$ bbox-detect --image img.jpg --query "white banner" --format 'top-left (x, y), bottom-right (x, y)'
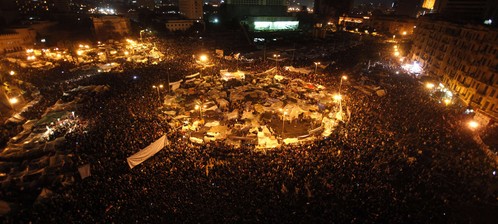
top-left (127, 135), bottom-right (168, 169)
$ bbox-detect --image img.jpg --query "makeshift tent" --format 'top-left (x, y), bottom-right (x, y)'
top-left (127, 135), bottom-right (168, 169)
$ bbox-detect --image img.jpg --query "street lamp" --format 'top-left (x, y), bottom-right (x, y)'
top-left (338, 75), bottom-right (347, 114)
top-left (9, 71), bottom-right (15, 76)
top-left (152, 85), bottom-right (161, 102)
top-left (200, 54), bottom-right (208, 62)
top-left (279, 109), bottom-right (287, 137)
top-left (140, 30), bottom-right (145, 42)
top-left (468, 120), bottom-right (479, 130)
top-left (9, 97), bottom-right (18, 105)
top-left (314, 62), bottom-right (320, 74)
top-left (273, 54), bottom-right (280, 67)
top-left (425, 83), bottom-right (435, 89)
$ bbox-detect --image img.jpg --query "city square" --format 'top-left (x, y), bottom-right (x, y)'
top-left (1, 0), bottom-right (498, 223)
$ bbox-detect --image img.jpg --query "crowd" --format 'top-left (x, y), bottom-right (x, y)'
top-left (1, 35), bottom-right (497, 223)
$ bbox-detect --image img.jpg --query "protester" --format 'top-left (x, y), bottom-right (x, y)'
top-left (1, 35), bottom-right (497, 223)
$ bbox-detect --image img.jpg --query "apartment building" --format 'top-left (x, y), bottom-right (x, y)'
top-left (410, 17), bottom-right (498, 122)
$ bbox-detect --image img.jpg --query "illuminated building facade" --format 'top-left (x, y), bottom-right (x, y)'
top-left (422, 0), bottom-right (436, 10)
top-left (92, 16), bottom-right (131, 40)
top-left (0, 28), bottom-right (36, 54)
top-left (16, 0), bottom-right (54, 16)
top-left (410, 17), bottom-right (498, 121)
top-left (179, 0), bottom-right (203, 20)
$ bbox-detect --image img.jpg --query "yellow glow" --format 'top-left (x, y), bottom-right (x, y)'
top-left (333, 94), bottom-right (342, 101)
top-left (77, 50), bottom-right (83, 56)
top-left (79, 44), bottom-right (84, 48)
top-left (394, 45), bottom-right (398, 49)
top-left (159, 84), bottom-right (164, 88)
top-left (314, 62), bottom-right (320, 65)
top-left (468, 120), bottom-right (479, 129)
top-left (394, 51), bottom-right (400, 57)
top-left (443, 99), bottom-right (451, 105)
top-left (9, 71), bottom-right (15, 75)
top-left (152, 85), bottom-right (156, 88)
top-left (124, 51), bottom-right (129, 55)
top-left (342, 75), bottom-right (347, 80)
top-left (425, 83), bottom-right (435, 89)
top-left (402, 31), bottom-right (407, 35)
top-left (195, 105), bottom-right (200, 110)
top-left (200, 55), bottom-right (208, 62)
top-left (422, 0), bottom-right (435, 9)
top-left (9, 97), bottom-right (18, 104)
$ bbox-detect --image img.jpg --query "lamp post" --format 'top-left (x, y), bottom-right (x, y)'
top-left (338, 75), bottom-right (347, 114)
top-left (273, 54), bottom-right (280, 67)
top-left (279, 109), bottom-right (287, 137)
top-left (140, 30), bottom-right (145, 42)
top-left (152, 85), bottom-right (161, 102)
top-left (314, 62), bottom-right (320, 74)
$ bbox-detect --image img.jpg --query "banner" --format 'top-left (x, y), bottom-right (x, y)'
top-left (78, 164), bottom-right (91, 179)
top-left (127, 135), bottom-right (168, 169)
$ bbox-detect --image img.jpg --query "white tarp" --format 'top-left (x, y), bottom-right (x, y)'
top-left (220, 70), bottom-right (245, 81)
top-left (169, 80), bottom-right (182, 91)
top-left (185, 73), bottom-right (200, 79)
top-left (284, 66), bottom-right (312, 74)
top-left (127, 135), bottom-right (168, 169)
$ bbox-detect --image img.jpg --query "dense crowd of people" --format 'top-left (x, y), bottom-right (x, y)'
top-left (1, 34), bottom-right (498, 223)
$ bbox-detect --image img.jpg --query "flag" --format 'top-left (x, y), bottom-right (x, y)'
top-left (78, 164), bottom-right (91, 179)
top-left (127, 135), bottom-right (168, 169)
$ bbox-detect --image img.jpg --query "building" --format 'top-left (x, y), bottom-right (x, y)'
top-left (435, 0), bottom-right (496, 21)
top-left (16, 0), bottom-right (54, 17)
top-left (369, 15), bottom-right (416, 36)
top-left (314, 0), bottom-right (352, 18)
top-left (0, 28), bottom-right (36, 54)
top-left (223, 0), bottom-right (288, 22)
top-left (92, 16), bottom-right (131, 40)
top-left (179, 0), bottom-right (203, 20)
top-left (165, 20), bottom-right (195, 31)
top-left (409, 17), bottom-right (498, 122)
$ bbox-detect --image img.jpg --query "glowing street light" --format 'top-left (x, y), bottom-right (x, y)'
top-left (402, 31), bottom-right (407, 35)
top-left (468, 120), bottom-right (479, 129)
top-left (9, 97), bottom-right (18, 105)
top-left (394, 51), bottom-right (400, 57)
top-left (9, 71), bottom-right (15, 76)
top-left (333, 94), bottom-right (342, 101)
top-left (443, 99), bottom-right (451, 105)
top-left (273, 54), bottom-right (280, 67)
top-left (314, 62), bottom-right (320, 74)
top-left (199, 54), bottom-right (208, 62)
top-left (425, 83), bottom-right (435, 89)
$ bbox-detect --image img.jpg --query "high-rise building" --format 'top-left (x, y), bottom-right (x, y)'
top-left (223, 0), bottom-right (288, 21)
top-left (179, 0), bottom-right (203, 20)
top-left (434, 0), bottom-right (497, 22)
top-left (16, 0), bottom-right (54, 17)
top-left (409, 17), bottom-right (498, 122)
top-left (226, 0), bottom-right (286, 5)
top-left (314, 0), bottom-right (352, 18)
